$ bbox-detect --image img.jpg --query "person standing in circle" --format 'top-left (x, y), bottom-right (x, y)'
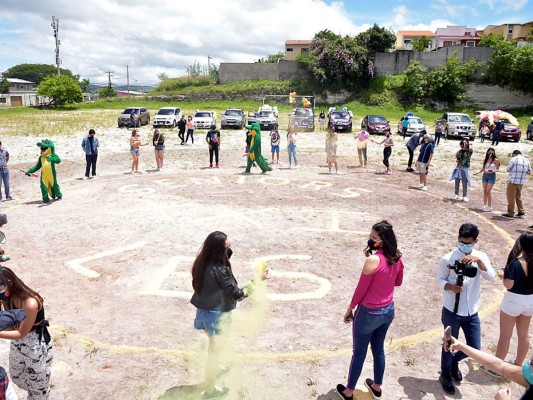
top-left (0, 142), bottom-right (12, 200)
top-left (269, 124), bottom-right (280, 164)
top-left (206, 125), bottom-right (220, 168)
top-left (0, 266), bottom-right (53, 400)
top-left (336, 220), bottom-right (404, 400)
top-left (185, 116), bottom-right (194, 144)
top-left (415, 134), bottom-right (434, 191)
top-left (177, 115), bottom-right (187, 145)
top-left (450, 139), bottom-right (473, 202)
top-left (473, 148), bottom-right (499, 212)
top-left (152, 129), bottom-right (165, 171)
top-left (191, 231), bottom-right (268, 400)
top-left (495, 233), bottom-right (533, 367)
top-left (287, 127), bottom-right (298, 168)
top-left (325, 126), bottom-right (338, 174)
top-left (129, 129), bottom-right (145, 174)
top-left (434, 120), bottom-right (444, 146)
top-left (319, 110), bottom-right (326, 131)
top-left (372, 132), bottom-right (394, 174)
top-left (82, 129), bottom-right (99, 180)
top-left (356, 128), bottom-right (369, 167)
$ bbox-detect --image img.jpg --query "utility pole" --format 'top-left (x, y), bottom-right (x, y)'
top-left (207, 55), bottom-right (212, 76)
top-left (126, 65), bottom-right (130, 94)
top-left (51, 16), bottom-right (61, 75)
top-left (106, 71), bottom-right (113, 88)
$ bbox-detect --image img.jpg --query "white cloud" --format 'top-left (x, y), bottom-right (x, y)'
top-left (0, 0), bottom-right (364, 85)
top-left (477, 0), bottom-right (528, 11)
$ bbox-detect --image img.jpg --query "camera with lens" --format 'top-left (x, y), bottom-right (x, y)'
top-left (448, 260), bottom-right (478, 287)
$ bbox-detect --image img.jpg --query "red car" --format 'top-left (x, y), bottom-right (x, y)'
top-left (489, 119), bottom-right (521, 142)
top-left (362, 115), bottom-right (391, 135)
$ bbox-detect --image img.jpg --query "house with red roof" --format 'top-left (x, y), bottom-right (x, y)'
top-left (435, 25), bottom-right (480, 48)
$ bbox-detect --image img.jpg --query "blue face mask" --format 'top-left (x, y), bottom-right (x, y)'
top-left (458, 242), bottom-right (475, 254)
top-left (523, 361), bottom-right (533, 385)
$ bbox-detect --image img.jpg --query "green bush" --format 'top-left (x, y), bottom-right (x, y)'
top-left (154, 76), bottom-right (215, 92)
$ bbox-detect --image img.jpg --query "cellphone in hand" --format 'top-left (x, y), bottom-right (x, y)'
top-left (443, 326), bottom-right (452, 352)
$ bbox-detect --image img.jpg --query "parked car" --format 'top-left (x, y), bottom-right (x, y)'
top-left (247, 104), bottom-right (278, 131)
top-left (329, 110), bottom-right (353, 132)
top-left (397, 116), bottom-right (427, 137)
top-left (438, 112), bottom-right (476, 140)
top-left (527, 117), bottom-right (533, 140)
top-left (118, 107), bottom-right (150, 128)
top-left (289, 107), bottom-right (315, 132)
top-left (221, 108), bottom-right (246, 129)
top-left (193, 111), bottom-right (216, 129)
top-left (490, 119), bottom-right (522, 142)
top-left (362, 115), bottom-right (390, 135)
top-left (153, 107), bottom-right (182, 128)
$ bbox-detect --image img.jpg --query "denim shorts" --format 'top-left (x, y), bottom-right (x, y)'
top-left (482, 172), bottom-right (496, 184)
top-left (194, 309), bottom-right (231, 337)
top-left (271, 145), bottom-right (280, 153)
top-left (154, 144), bottom-right (165, 151)
top-left (130, 148), bottom-right (140, 155)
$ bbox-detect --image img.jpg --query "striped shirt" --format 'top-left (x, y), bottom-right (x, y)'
top-left (507, 155), bottom-right (531, 185)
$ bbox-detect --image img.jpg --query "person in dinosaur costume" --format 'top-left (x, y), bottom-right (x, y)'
top-left (26, 139), bottom-right (62, 203)
top-left (244, 122), bottom-right (272, 174)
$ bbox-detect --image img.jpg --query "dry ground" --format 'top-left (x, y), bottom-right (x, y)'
top-left (0, 110), bottom-right (531, 399)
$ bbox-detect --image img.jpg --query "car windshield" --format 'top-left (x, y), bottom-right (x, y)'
top-left (195, 112), bottom-right (211, 118)
top-left (369, 116), bottom-right (387, 123)
top-left (225, 110), bottom-right (242, 116)
top-left (332, 112), bottom-right (349, 118)
top-left (123, 108), bottom-right (137, 114)
top-left (408, 117), bottom-right (423, 124)
top-left (295, 109), bottom-right (312, 117)
top-left (157, 109), bottom-right (174, 115)
top-left (259, 111), bottom-right (275, 117)
top-left (449, 115), bottom-right (472, 123)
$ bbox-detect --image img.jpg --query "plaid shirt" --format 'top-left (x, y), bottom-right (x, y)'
top-left (507, 155), bottom-right (532, 185)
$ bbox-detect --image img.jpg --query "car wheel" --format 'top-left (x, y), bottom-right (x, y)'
top-left (348, 124), bottom-right (352, 133)
top-left (527, 130), bottom-right (532, 140)
top-left (515, 137), bottom-right (520, 142)
top-left (172, 120), bottom-right (176, 128)
top-left (444, 128), bottom-right (449, 139)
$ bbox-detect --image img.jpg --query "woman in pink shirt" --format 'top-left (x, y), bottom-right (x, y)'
top-left (337, 220), bottom-right (404, 400)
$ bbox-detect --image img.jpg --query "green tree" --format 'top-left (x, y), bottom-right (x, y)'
top-left (257, 52), bottom-right (285, 63)
top-left (296, 30), bottom-right (371, 90)
top-left (2, 63), bottom-right (76, 84)
top-left (485, 39), bottom-right (517, 86)
top-left (0, 78), bottom-right (9, 94)
top-left (157, 73), bottom-right (169, 82)
top-left (98, 86), bottom-right (116, 98)
top-left (37, 75), bottom-right (83, 105)
top-left (401, 60), bottom-right (427, 103)
top-left (426, 57), bottom-right (480, 104)
top-left (355, 24), bottom-right (396, 57)
top-left (411, 36), bottom-right (432, 52)
top-left (80, 78), bottom-right (90, 93)
top-left (509, 45), bottom-right (533, 92)
top-left (478, 33), bottom-right (506, 47)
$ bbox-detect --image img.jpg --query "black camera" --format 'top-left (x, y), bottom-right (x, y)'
top-left (448, 260), bottom-right (478, 286)
top-left (448, 260), bottom-right (478, 314)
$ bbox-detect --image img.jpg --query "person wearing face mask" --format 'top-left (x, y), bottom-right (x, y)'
top-left (450, 139), bottom-right (473, 202)
top-left (448, 337), bottom-right (533, 399)
top-left (436, 223), bottom-right (495, 395)
top-left (337, 220), bottom-right (404, 400)
top-left (190, 231), bottom-right (268, 400)
top-left (0, 266), bottom-right (52, 399)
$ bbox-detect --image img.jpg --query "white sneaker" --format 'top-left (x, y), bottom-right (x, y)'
top-left (463, 197), bottom-right (469, 203)
top-left (418, 183), bottom-right (424, 189)
top-left (482, 205), bottom-right (489, 211)
top-left (452, 194), bottom-right (459, 200)
top-left (421, 186), bottom-right (427, 191)
top-left (83, 176), bottom-right (90, 180)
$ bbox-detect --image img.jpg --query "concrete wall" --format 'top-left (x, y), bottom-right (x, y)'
top-left (374, 46), bottom-right (493, 76)
top-left (220, 60), bottom-right (310, 84)
top-left (461, 83), bottom-right (533, 109)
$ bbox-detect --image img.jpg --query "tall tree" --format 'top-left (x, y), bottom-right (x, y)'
top-left (355, 24), bottom-right (396, 57)
top-left (411, 36), bottom-right (433, 52)
top-left (2, 63), bottom-right (76, 84)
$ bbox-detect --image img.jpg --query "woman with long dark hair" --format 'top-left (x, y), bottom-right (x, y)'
top-left (474, 147), bottom-right (499, 212)
top-left (0, 266), bottom-right (52, 399)
top-left (372, 133), bottom-right (394, 174)
top-left (337, 221), bottom-right (404, 400)
top-left (152, 129), bottom-right (165, 171)
top-left (494, 233), bottom-right (533, 368)
top-left (190, 231), bottom-right (267, 400)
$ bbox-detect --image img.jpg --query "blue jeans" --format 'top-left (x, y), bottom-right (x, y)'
top-left (440, 307), bottom-right (481, 376)
top-left (0, 169), bottom-right (10, 199)
top-left (347, 302), bottom-right (395, 389)
top-left (288, 143), bottom-right (297, 166)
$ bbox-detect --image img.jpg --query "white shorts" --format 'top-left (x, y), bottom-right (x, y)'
top-left (500, 291), bottom-right (533, 317)
top-left (415, 161), bottom-right (428, 174)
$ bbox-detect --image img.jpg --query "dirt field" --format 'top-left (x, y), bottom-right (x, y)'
top-left (0, 113), bottom-right (532, 399)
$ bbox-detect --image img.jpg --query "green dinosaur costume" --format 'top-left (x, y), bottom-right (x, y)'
top-left (245, 123), bottom-right (272, 173)
top-left (26, 139), bottom-right (62, 203)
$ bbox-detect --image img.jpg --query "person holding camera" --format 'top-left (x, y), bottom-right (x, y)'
top-left (337, 220), bottom-right (404, 400)
top-left (436, 223), bottom-right (496, 395)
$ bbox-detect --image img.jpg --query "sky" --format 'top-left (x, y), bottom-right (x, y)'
top-left (0, 0), bottom-right (531, 87)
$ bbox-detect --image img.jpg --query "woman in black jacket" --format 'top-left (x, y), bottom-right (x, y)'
top-left (190, 231), bottom-right (266, 400)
